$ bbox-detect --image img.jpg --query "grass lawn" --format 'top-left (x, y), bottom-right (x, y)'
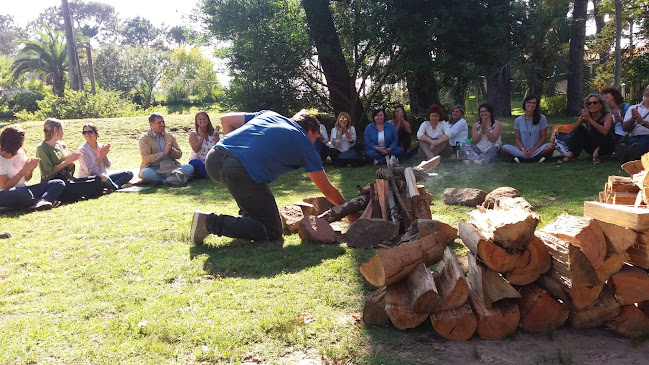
top-left (0, 113), bottom-right (627, 363)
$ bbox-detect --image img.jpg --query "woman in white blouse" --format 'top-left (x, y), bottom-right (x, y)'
top-left (417, 104), bottom-right (454, 159)
top-left (448, 105), bottom-right (469, 155)
top-left (78, 123), bottom-right (134, 190)
top-left (188, 111), bottom-right (220, 178)
top-left (328, 112), bottom-right (362, 166)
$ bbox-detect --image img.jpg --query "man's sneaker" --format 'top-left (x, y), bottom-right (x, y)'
top-left (513, 157), bottom-right (520, 163)
top-left (190, 211), bottom-right (210, 245)
top-left (29, 200), bottom-right (53, 211)
top-left (538, 157), bottom-right (546, 163)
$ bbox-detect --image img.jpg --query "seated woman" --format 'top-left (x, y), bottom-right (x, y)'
top-left (601, 87), bottom-right (630, 145)
top-left (501, 95), bottom-right (554, 162)
top-left (463, 103), bottom-right (502, 165)
top-left (188, 111), bottom-right (220, 178)
top-left (417, 104), bottom-right (453, 159)
top-left (0, 126), bottom-right (65, 211)
top-left (36, 118), bottom-right (103, 202)
top-left (328, 112), bottom-right (363, 167)
top-left (78, 123), bottom-right (134, 190)
top-left (560, 93), bottom-right (614, 164)
top-left (390, 105), bottom-right (413, 156)
top-left (364, 107), bottom-right (404, 165)
top-left (448, 105), bottom-right (469, 156)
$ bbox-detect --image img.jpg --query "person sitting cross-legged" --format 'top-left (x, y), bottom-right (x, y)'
top-left (78, 123), bottom-right (133, 191)
top-left (501, 95), bottom-right (554, 163)
top-left (417, 104), bottom-right (453, 160)
top-left (364, 107), bottom-right (404, 165)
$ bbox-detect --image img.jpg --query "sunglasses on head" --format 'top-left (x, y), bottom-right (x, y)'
top-left (82, 130), bottom-right (95, 135)
top-left (587, 101), bottom-right (600, 106)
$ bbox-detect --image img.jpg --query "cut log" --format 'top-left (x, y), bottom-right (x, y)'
top-left (430, 303), bottom-right (477, 341)
top-left (362, 287), bottom-right (389, 326)
top-left (318, 194), bottom-right (369, 223)
top-left (482, 187), bottom-right (521, 209)
top-left (505, 234), bottom-right (551, 286)
top-left (302, 196), bottom-right (335, 215)
top-left (432, 248), bottom-right (469, 311)
top-left (467, 206), bottom-right (538, 252)
top-left (345, 218), bottom-right (399, 249)
top-left (405, 219), bottom-right (458, 243)
top-left (612, 192), bottom-right (640, 205)
top-left (459, 220), bottom-right (521, 273)
top-left (593, 219), bottom-right (637, 254)
top-left (599, 191), bottom-right (606, 203)
top-left (519, 284), bottom-right (569, 333)
top-left (595, 251), bottom-right (628, 284)
top-left (375, 179), bottom-right (389, 221)
top-left (467, 252), bottom-right (521, 308)
top-left (607, 264), bottom-right (649, 305)
top-left (569, 284), bottom-right (605, 311)
top-left (607, 175), bottom-right (640, 194)
top-left (536, 274), bottom-right (573, 309)
top-left (541, 214), bottom-right (607, 268)
top-left (416, 230), bottom-right (451, 266)
top-left (622, 160), bottom-right (644, 175)
top-left (384, 279), bottom-right (429, 330)
top-left (536, 231), bottom-right (598, 289)
top-left (411, 194), bottom-right (433, 220)
top-left (407, 263), bottom-right (441, 313)
top-left (584, 201), bottom-right (649, 230)
top-left (494, 196), bottom-right (536, 213)
top-left (627, 232), bottom-right (649, 269)
top-left (293, 201), bottom-right (317, 216)
top-left (467, 280), bottom-right (520, 340)
top-left (608, 305), bottom-right (649, 337)
top-left (404, 167), bottom-right (419, 197)
top-left (569, 287), bottom-right (620, 329)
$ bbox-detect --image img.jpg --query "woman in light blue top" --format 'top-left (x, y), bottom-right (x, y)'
top-left (502, 95), bottom-right (555, 162)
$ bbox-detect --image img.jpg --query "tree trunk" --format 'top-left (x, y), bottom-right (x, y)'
top-left (402, 45), bottom-right (439, 114)
top-left (85, 43), bottom-right (96, 95)
top-left (614, 0), bottom-right (622, 86)
top-left (592, 0), bottom-right (609, 64)
top-left (566, 0), bottom-right (588, 116)
top-left (62, 0), bottom-right (81, 92)
top-left (485, 0), bottom-right (512, 117)
top-left (301, 0), bottom-right (365, 125)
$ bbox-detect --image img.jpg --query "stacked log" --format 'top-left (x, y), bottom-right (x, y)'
top-left (599, 176), bottom-right (641, 205)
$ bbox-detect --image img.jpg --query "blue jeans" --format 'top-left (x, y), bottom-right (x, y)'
top-left (140, 164), bottom-right (194, 182)
top-left (188, 159), bottom-right (208, 178)
top-left (625, 135), bottom-right (649, 155)
top-left (103, 170), bottom-right (134, 190)
top-left (364, 146), bottom-right (405, 164)
top-left (203, 147), bottom-right (282, 241)
top-left (0, 179), bottom-right (66, 209)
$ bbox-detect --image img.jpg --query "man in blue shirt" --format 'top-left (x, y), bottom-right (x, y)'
top-left (191, 110), bottom-right (356, 243)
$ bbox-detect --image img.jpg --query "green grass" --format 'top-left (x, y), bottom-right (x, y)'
top-left (0, 113), bottom-right (626, 363)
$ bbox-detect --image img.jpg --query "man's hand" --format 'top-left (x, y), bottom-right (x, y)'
top-left (163, 140), bottom-right (172, 155)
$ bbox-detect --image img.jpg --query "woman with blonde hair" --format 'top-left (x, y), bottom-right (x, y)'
top-left (328, 112), bottom-right (362, 166)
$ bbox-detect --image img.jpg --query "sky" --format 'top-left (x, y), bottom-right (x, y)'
top-left (5, 0), bottom-right (200, 27)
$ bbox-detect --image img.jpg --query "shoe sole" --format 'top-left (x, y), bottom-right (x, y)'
top-left (190, 211), bottom-right (203, 245)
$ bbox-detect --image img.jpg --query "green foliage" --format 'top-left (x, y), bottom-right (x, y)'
top-left (624, 53), bottom-right (649, 89)
top-left (541, 95), bottom-right (567, 115)
top-left (161, 47), bottom-right (222, 105)
top-left (15, 89), bottom-right (138, 121)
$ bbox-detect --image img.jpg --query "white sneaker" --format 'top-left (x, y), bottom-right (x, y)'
top-left (538, 157), bottom-right (546, 163)
top-left (190, 211), bottom-right (210, 245)
top-left (514, 157), bottom-right (520, 163)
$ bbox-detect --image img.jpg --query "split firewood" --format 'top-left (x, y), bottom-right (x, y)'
top-left (402, 219), bottom-right (458, 243)
top-left (459, 220), bottom-right (521, 273)
top-left (569, 287), bottom-right (620, 329)
top-left (362, 287), bottom-right (389, 326)
top-left (536, 231), bottom-right (598, 289)
top-left (607, 175), bottom-right (640, 194)
top-left (318, 194), bottom-right (369, 223)
top-left (622, 160), bottom-right (644, 175)
top-left (537, 274), bottom-right (604, 311)
top-left (608, 305), bottom-right (649, 338)
top-left (432, 248), bottom-right (469, 311)
top-left (593, 219), bottom-right (637, 255)
top-left (584, 201), bottom-right (649, 231)
top-left (505, 233), bottom-right (551, 286)
top-left (642, 151), bottom-right (649, 170)
top-left (535, 274), bottom-right (573, 309)
top-left (482, 187), bottom-right (521, 209)
top-left (467, 252), bottom-right (521, 308)
top-left (406, 263), bottom-right (441, 313)
top-left (627, 231), bottom-right (649, 269)
top-left (518, 284), bottom-right (568, 333)
top-left (404, 168), bottom-right (419, 197)
top-left (467, 280), bottom-right (520, 340)
top-left (493, 196), bottom-right (536, 213)
top-left (410, 193), bottom-right (433, 220)
top-left (430, 303), bottom-right (477, 341)
top-left (607, 264), bottom-right (649, 305)
top-left (595, 251), bottom-right (628, 284)
top-left (541, 214), bottom-right (607, 268)
top-left (467, 206), bottom-right (538, 252)
top-left (384, 279), bottom-right (429, 330)
top-left (392, 156), bottom-right (441, 181)
top-left (303, 196), bottom-right (335, 215)
top-left (611, 192), bottom-right (641, 205)
top-left (375, 179), bottom-right (389, 221)
top-left (631, 170), bottom-right (649, 205)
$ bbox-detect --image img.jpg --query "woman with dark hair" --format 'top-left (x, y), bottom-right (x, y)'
top-left (560, 93), bottom-right (614, 164)
top-left (502, 95), bottom-right (554, 162)
top-left (364, 107), bottom-right (404, 165)
top-left (463, 103), bottom-right (502, 165)
top-left (188, 111), bottom-right (220, 178)
top-left (0, 126), bottom-right (65, 211)
top-left (448, 105), bottom-right (469, 155)
top-left (601, 87), bottom-right (630, 144)
top-left (390, 105), bottom-right (413, 156)
top-left (78, 123), bottom-right (134, 190)
top-left (328, 112), bottom-right (363, 166)
top-left (417, 104), bottom-right (453, 159)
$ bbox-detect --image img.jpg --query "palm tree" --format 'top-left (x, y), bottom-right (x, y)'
top-left (12, 26), bottom-right (68, 97)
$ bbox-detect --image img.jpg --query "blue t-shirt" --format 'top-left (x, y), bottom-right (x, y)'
top-left (216, 111), bottom-right (323, 183)
top-left (514, 114), bottom-right (548, 149)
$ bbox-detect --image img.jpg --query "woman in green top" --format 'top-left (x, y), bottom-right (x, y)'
top-left (35, 118), bottom-right (103, 202)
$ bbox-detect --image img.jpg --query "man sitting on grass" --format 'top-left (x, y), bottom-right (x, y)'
top-left (191, 110), bottom-right (357, 243)
top-left (619, 84), bottom-right (649, 162)
top-left (138, 112), bottom-right (194, 184)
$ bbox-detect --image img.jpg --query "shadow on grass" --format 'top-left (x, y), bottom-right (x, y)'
top-left (189, 238), bottom-right (348, 279)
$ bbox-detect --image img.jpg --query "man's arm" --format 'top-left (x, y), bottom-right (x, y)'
top-left (220, 113), bottom-right (247, 134)
top-left (139, 136), bottom-right (162, 167)
top-left (308, 170), bottom-right (358, 221)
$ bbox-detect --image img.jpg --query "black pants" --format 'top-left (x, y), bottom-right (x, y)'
top-left (204, 147), bottom-right (283, 241)
top-left (568, 125), bottom-right (614, 158)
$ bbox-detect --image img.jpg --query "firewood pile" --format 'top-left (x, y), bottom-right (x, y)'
top-left (358, 153), bottom-right (649, 340)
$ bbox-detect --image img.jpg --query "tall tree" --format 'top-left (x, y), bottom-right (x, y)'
top-left (566, 0), bottom-right (588, 116)
top-left (0, 15), bottom-right (25, 56)
top-left (486, 0), bottom-right (513, 117)
top-left (614, 0), bottom-right (622, 86)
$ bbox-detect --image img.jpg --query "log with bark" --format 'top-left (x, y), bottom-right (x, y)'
top-left (384, 279), bottom-right (429, 330)
top-left (541, 214), bottom-right (607, 268)
top-left (467, 206), bottom-right (538, 252)
top-left (595, 251), bottom-right (627, 284)
top-left (432, 248), bottom-right (469, 311)
top-left (505, 234), bottom-right (551, 286)
top-left (607, 264), bottom-right (649, 305)
top-left (536, 274), bottom-right (603, 311)
top-left (318, 194), bottom-right (369, 223)
top-left (459, 220), bottom-right (521, 273)
top-left (467, 252), bottom-right (521, 308)
top-left (593, 219), bottom-right (638, 255)
top-left (362, 287), bottom-right (389, 326)
top-left (430, 303), bottom-right (477, 341)
top-left (627, 231), bottom-right (649, 269)
top-left (608, 305), bottom-right (649, 337)
top-left (568, 287), bottom-right (620, 329)
top-left (407, 263), bottom-right (441, 313)
top-left (536, 231), bottom-right (598, 289)
top-left (518, 284), bottom-right (569, 333)
top-left (467, 280), bottom-right (520, 340)
top-left (622, 160), bottom-right (644, 175)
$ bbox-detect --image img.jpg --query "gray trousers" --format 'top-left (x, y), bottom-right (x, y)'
top-left (418, 139), bottom-right (453, 160)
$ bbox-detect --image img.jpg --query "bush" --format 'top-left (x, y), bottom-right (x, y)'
top-left (9, 90), bottom-right (47, 113)
top-left (15, 89), bottom-right (140, 121)
top-left (541, 95), bottom-right (566, 115)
